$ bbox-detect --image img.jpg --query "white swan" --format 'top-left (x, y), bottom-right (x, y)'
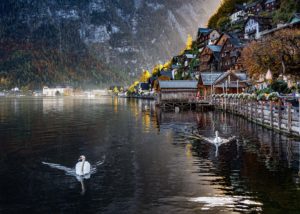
top-left (75, 155), bottom-right (91, 176)
top-left (213, 131), bottom-right (222, 144)
top-left (187, 131), bottom-right (237, 157)
top-left (42, 155), bottom-right (105, 194)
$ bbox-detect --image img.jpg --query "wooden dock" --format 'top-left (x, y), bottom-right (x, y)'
top-left (213, 97), bottom-right (300, 137)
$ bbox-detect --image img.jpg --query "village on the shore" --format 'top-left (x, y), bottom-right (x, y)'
top-left (121, 0), bottom-right (300, 107)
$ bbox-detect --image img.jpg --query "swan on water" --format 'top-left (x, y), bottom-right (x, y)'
top-left (187, 130), bottom-right (237, 157)
top-left (42, 155), bottom-right (105, 194)
top-left (75, 155), bottom-right (91, 176)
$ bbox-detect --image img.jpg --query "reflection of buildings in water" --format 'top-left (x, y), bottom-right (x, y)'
top-left (113, 97), bottom-right (118, 113)
top-left (125, 99), bottom-right (159, 132)
top-left (185, 143), bottom-right (193, 159)
top-left (43, 98), bottom-right (65, 113)
top-left (142, 111), bottom-right (151, 132)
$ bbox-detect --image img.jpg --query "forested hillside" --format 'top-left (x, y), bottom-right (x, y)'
top-left (208, 0), bottom-right (300, 30)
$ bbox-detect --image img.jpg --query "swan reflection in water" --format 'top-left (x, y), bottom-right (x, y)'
top-left (42, 155), bottom-right (105, 195)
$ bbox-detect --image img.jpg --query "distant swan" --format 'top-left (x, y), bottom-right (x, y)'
top-left (75, 155), bottom-right (91, 176)
top-left (187, 131), bottom-right (236, 157)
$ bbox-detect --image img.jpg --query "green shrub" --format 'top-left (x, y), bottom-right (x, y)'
top-left (270, 80), bottom-right (290, 94)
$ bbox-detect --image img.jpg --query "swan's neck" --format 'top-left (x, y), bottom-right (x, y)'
top-left (81, 160), bottom-right (85, 174)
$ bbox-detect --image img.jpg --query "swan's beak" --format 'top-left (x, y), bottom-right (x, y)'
top-left (78, 157), bottom-right (82, 161)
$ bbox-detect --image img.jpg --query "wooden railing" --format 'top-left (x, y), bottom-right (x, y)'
top-left (213, 97), bottom-right (300, 136)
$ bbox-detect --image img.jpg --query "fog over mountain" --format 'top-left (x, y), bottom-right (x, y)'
top-left (0, 0), bottom-right (220, 87)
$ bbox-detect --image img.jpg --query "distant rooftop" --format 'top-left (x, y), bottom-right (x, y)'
top-left (159, 80), bottom-right (198, 89)
top-left (198, 28), bottom-right (212, 36)
top-left (207, 45), bottom-right (222, 53)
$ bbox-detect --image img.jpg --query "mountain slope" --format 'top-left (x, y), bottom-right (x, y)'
top-left (0, 0), bottom-right (220, 89)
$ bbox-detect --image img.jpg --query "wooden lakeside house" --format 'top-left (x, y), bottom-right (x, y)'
top-left (220, 35), bottom-right (244, 72)
top-left (212, 71), bottom-right (249, 94)
top-left (199, 45), bottom-right (222, 72)
top-left (157, 80), bottom-right (214, 111)
top-left (198, 72), bottom-right (223, 99)
top-left (197, 71), bottom-right (249, 98)
top-left (157, 80), bottom-right (198, 103)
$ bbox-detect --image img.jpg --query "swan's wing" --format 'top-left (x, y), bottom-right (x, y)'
top-left (42, 162), bottom-right (75, 176)
top-left (221, 136), bottom-right (237, 145)
top-left (83, 162), bottom-right (91, 175)
top-left (75, 162), bottom-right (83, 175)
top-left (188, 133), bottom-right (215, 145)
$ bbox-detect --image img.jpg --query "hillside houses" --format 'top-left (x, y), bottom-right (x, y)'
top-left (128, 0), bottom-right (299, 102)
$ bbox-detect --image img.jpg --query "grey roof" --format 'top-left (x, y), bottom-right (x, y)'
top-left (185, 54), bottom-right (196, 59)
top-left (207, 45), bottom-right (222, 52)
top-left (213, 72), bottom-right (248, 85)
top-left (159, 80), bottom-right (198, 89)
top-left (265, 0), bottom-right (276, 4)
top-left (291, 13), bottom-right (300, 24)
top-left (198, 28), bottom-right (212, 37)
top-left (236, 73), bottom-right (248, 81)
top-left (228, 36), bottom-right (244, 48)
top-left (199, 72), bottom-right (223, 85)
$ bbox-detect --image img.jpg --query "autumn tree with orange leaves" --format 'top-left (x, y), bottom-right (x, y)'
top-left (242, 29), bottom-right (300, 80)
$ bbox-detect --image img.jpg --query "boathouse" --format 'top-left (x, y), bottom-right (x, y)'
top-left (198, 72), bottom-right (223, 99)
top-left (213, 71), bottom-right (249, 94)
top-left (157, 80), bottom-right (198, 103)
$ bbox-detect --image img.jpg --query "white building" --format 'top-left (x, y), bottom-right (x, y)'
top-left (244, 16), bottom-right (272, 40)
top-left (42, 86), bottom-right (73, 97)
top-left (230, 10), bottom-right (246, 23)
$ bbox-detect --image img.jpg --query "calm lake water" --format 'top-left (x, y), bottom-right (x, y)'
top-left (1, 97), bottom-right (300, 213)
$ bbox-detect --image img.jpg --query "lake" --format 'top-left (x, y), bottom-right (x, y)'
top-left (1, 97), bottom-right (300, 213)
